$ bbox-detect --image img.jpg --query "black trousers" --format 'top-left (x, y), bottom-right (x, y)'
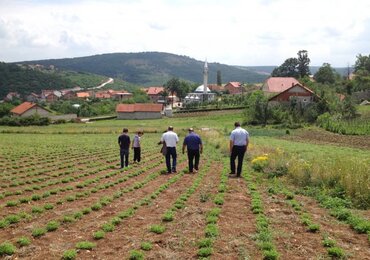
top-left (165, 147), bottom-right (177, 173)
top-left (120, 149), bottom-right (129, 168)
top-left (187, 149), bottom-right (200, 172)
top-left (230, 145), bottom-right (246, 176)
top-left (133, 147), bottom-right (141, 162)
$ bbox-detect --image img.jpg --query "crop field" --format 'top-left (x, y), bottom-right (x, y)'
top-left (0, 112), bottom-right (369, 259)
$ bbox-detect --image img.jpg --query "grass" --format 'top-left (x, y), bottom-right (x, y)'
top-left (75, 241), bottom-right (96, 250)
top-left (129, 250), bottom-right (144, 260)
top-left (0, 241), bottom-right (16, 256)
top-left (93, 230), bottom-right (105, 240)
top-left (62, 249), bottom-right (77, 260)
top-left (46, 220), bottom-right (60, 232)
top-left (149, 224), bottom-right (166, 234)
top-left (32, 227), bottom-right (47, 237)
top-left (17, 236), bottom-right (31, 247)
top-left (140, 241), bottom-right (153, 251)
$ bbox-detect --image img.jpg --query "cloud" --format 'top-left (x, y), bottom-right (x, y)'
top-left (0, 0), bottom-right (370, 66)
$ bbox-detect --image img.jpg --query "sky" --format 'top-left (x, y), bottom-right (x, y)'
top-left (0, 0), bottom-right (369, 67)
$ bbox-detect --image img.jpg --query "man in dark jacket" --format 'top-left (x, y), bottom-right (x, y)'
top-left (118, 128), bottom-right (131, 169)
top-left (182, 128), bottom-right (203, 173)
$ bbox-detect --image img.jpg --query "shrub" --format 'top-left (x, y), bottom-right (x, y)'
top-left (198, 238), bottom-right (213, 248)
top-left (129, 250), bottom-right (144, 260)
top-left (17, 236), bottom-right (31, 247)
top-left (46, 221), bottom-right (60, 232)
top-left (140, 242), bottom-right (153, 251)
top-left (62, 249), bottom-right (77, 260)
top-left (93, 230), bottom-right (105, 240)
top-left (327, 247), bottom-right (345, 258)
top-left (197, 247), bottom-right (213, 257)
top-left (0, 241), bottom-right (16, 256)
top-left (5, 214), bottom-right (20, 224)
top-left (32, 227), bottom-right (47, 237)
top-left (205, 224), bottom-right (219, 238)
top-left (251, 156), bottom-right (269, 172)
top-left (149, 225), bottom-right (166, 234)
top-left (162, 211), bottom-right (174, 222)
top-left (101, 223), bottom-right (114, 232)
top-left (75, 241), bottom-right (96, 250)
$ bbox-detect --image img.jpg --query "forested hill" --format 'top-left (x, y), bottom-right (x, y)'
top-left (0, 62), bottom-right (75, 99)
top-left (18, 52), bottom-right (268, 85)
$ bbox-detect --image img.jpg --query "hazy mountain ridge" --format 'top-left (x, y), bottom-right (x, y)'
top-left (18, 52), bottom-right (269, 85)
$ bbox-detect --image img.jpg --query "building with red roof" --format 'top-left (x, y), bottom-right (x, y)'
top-left (116, 103), bottom-right (163, 119)
top-left (268, 83), bottom-right (319, 106)
top-left (262, 77), bottom-right (301, 93)
top-left (146, 86), bottom-right (165, 103)
top-left (10, 102), bottom-right (51, 117)
top-left (224, 82), bottom-right (244, 94)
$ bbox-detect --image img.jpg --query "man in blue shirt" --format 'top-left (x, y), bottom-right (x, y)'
top-left (229, 122), bottom-right (249, 177)
top-left (182, 128), bottom-right (203, 173)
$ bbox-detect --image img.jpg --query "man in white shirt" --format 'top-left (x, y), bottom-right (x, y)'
top-left (160, 126), bottom-right (179, 174)
top-left (229, 122), bottom-right (249, 178)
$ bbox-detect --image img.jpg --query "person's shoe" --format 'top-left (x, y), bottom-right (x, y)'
top-left (228, 174), bottom-right (238, 178)
top-left (194, 169), bottom-right (198, 173)
top-left (188, 171), bottom-right (194, 174)
top-left (229, 172), bottom-right (235, 175)
top-left (172, 170), bottom-right (177, 173)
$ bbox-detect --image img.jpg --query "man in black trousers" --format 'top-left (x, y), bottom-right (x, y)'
top-left (182, 128), bottom-right (203, 173)
top-left (118, 128), bottom-right (131, 169)
top-left (229, 122), bottom-right (249, 178)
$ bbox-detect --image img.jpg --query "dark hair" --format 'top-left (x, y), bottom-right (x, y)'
top-left (168, 126), bottom-right (174, 131)
top-left (122, 128), bottom-right (128, 133)
top-left (234, 122), bottom-right (241, 127)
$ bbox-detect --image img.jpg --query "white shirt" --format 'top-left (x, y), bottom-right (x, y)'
top-left (161, 131), bottom-right (179, 147)
top-left (230, 127), bottom-right (249, 146)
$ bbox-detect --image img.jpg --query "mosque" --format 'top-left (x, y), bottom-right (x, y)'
top-left (183, 61), bottom-right (216, 104)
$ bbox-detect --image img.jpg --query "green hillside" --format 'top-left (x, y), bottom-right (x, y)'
top-left (0, 63), bottom-right (112, 99)
top-left (18, 52), bottom-right (268, 85)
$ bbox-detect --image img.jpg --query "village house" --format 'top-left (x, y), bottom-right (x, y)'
top-left (224, 82), bottom-right (244, 94)
top-left (26, 93), bottom-right (40, 103)
top-left (116, 103), bottom-right (163, 120)
top-left (111, 91), bottom-right (133, 101)
top-left (146, 87), bottom-right (165, 103)
top-left (262, 77), bottom-right (301, 94)
top-left (208, 84), bottom-right (224, 93)
top-left (4, 92), bottom-right (20, 101)
top-left (10, 102), bottom-right (51, 117)
top-left (61, 90), bottom-right (77, 100)
top-left (268, 83), bottom-right (319, 106)
top-left (76, 92), bottom-right (91, 99)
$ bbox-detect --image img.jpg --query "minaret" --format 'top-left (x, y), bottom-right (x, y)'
top-left (203, 60), bottom-right (208, 101)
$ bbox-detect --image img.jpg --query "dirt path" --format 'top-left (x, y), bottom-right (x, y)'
top-left (212, 177), bottom-right (261, 259)
top-left (281, 128), bottom-right (370, 150)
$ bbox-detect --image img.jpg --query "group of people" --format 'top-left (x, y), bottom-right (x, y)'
top-left (118, 122), bottom-right (249, 178)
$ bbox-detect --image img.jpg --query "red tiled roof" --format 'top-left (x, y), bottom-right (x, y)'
top-left (10, 102), bottom-right (37, 115)
top-left (95, 93), bottom-right (111, 98)
top-left (227, 82), bottom-right (241, 88)
top-left (263, 77), bottom-right (300, 93)
top-left (77, 92), bottom-right (90, 98)
top-left (269, 83), bottom-right (318, 101)
top-left (116, 103), bottom-right (163, 113)
top-left (147, 87), bottom-right (164, 95)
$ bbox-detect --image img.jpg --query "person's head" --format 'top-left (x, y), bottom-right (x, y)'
top-left (188, 127), bottom-right (194, 133)
top-left (138, 130), bottom-right (143, 136)
top-left (122, 128), bottom-right (128, 133)
top-left (234, 122), bottom-right (241, 128)
top-left (168, 126), bottom-right (174, 131)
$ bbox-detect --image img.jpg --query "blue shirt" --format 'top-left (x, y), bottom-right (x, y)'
top-left (183, 132), bottom-right (202, 150)
top-left (230, 127), bottom-right (249, 146)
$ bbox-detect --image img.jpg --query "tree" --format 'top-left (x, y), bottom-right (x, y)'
top-left (164, 77), bottom-right (181, 108)
top-left (271, 50), bottom-right (311, 78)
top-left (314, 63), bottom-right (336, 84)
top-left (353, 54), bottom-right (370, 91)
top-left (271, 58), bottom-right (299, 78)
top-left (217, 70), bottom-right (222, 86)
top-left (297, 50), bottom-right (310, 78)
top-left (243, 91), bottom-right (269, 125)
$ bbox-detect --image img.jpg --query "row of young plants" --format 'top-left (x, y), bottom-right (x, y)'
top-left (0, 149), bottom-right (160, 207)
top-left (196, 158), bottom-right (228, 259)
top-left (127, 159), bottom-right (214, 259)
top-left (244, 171), bottom-right (279, 260)
top-left (266, 177), bottom-right (346, 259)
top-left (0, 154), bottom-right (164, 230)
top-left (62, 160), bottom-right (189, 260)
top-left (0, 149), bottom-right (117, 187)
top-left (0, 157), bottom-right (177, 258)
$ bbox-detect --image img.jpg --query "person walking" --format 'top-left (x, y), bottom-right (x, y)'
top-left (118, 128), bottom-right (131, 169)
top-left (160, 126), bottom-right (179, 174)
top-left (182, 128), bottom-right (203, 173)
top-left (132, 130), bottom-right (143, 163)
top-left (229, 122), bottom-right (249, 178)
